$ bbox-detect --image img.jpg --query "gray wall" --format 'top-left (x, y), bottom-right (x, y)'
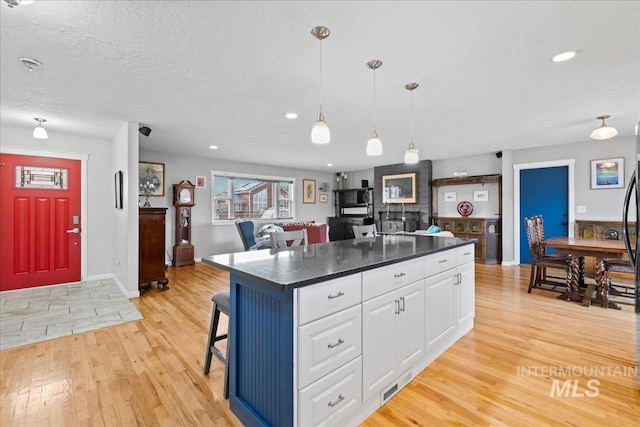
top-left (139, 148), bottom-right (336, 256)
top-left (373, 160), bottom-right (433, 229)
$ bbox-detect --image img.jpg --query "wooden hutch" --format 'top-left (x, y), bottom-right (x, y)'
top-left (432, 174), bottom-right (502, 264)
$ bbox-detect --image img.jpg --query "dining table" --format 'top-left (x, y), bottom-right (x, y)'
top-left (542, 236), bottom-right (627, 307)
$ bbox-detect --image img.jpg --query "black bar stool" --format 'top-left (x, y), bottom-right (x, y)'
top-left (203, 290), bottom-right (230, 398)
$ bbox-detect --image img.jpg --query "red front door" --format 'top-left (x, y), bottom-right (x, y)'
top-left (0, 154), bottom-right (82, 291)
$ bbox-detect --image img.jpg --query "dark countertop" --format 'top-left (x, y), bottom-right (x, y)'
top-left (202, 234), bottom-right (476, 291)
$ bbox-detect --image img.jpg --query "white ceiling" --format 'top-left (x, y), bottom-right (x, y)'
top-left (1, 1), bottom-right (638, 172)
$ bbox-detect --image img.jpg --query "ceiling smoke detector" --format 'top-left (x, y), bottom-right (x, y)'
top-left (19, 57), bottom-right (42, 71)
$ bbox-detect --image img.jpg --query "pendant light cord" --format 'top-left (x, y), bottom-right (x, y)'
top-left (372, 68), bottom-right (377, 131)
top-left (409, 89), bottom-right (413, 142)
top-left (319, 39), bottom-right (323, 115)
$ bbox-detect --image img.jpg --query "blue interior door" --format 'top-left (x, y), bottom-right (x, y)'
top-left (520, 166), bottom-right (569, 264)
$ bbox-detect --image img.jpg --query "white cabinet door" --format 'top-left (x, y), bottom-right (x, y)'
top-left (425, 270), bottom-right (456, 352)
top-left (396, 280), bottom-right (425, 372)
top-left (457, 260), bottom-right (475, 325)
top-left (362, 291), bottom-right (398, 402)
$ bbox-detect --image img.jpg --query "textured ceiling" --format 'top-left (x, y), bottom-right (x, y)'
top-left (1, 1), bottom-right (638, 172)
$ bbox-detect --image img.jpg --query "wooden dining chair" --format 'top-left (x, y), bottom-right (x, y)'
top-left (270, 229), bottom-right (308, 248)
top-left (595, 258), bottom-right (634, 309)
top-left (533, 215), bottom-right (585, 285)
top-left (524, 217), bottom-right (577, 295)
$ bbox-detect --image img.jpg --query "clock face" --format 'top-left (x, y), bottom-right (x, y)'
top-left (179, 188), bottom-right (192, 203)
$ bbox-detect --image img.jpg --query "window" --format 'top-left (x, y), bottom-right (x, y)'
top-left (212, 171), bottom-right (295, 223)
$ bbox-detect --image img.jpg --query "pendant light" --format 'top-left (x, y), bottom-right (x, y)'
top-left (590, 114), bottom-right (618, 140)
top-left (404, 83), bottom-right (420, 164)
top-left (311, 26), bottom-right (330, 144)
top-left (366, 60), bottom-right (383, 156)
top-left (33, 117), bottom-right (48, 139)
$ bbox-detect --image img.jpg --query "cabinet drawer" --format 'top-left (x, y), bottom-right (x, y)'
top-left (298, 274), bottom-right (361, 325)
top-left (298, 356), bottom-right (362, 427)
top-left (456, 244), bottom-right (475, 264)
top-left (362, 258), bottom-right (424, 301)
top-left (298, 305), bottom-right (362, 389)
top-left (424, 249), bottom-right (456, 277)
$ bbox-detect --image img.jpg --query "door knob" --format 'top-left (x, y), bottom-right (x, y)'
top-left (66, 228), bottom-right (80, 234)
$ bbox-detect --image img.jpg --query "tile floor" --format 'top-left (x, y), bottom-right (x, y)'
top-left (0, 279), bottom-right (143, 350)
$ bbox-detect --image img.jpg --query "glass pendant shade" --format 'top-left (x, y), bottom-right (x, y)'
top-left (33, 118), bottom-right (48, 139)
top-left (404, 142), bottom-right (419, 164)
top-left (311, 114), bottom-right (330, 144)
top-left (590, 115), bottom-right (618, 140)
top-left (366, 131), bottom-right (382, 156)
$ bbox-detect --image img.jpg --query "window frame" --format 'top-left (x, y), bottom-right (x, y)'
top-left (211, 170), bottom-right (296, 225)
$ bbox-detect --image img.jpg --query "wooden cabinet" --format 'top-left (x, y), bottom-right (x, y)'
top-left (575, 219), bottom-right (636, 243)
top-left (431, 174), bottom-right (502, 264)
top-left (435, 217), bottom-right (501, 264)
top-left (139, 208), bottom-right (169, 293)
top-left (574, 219), bottom-right (636, 273)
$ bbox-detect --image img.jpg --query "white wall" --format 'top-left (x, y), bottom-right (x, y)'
top-left (1, 125), bottom-right (115, 279)
top-left (139, 148), bottom-right (336, 256)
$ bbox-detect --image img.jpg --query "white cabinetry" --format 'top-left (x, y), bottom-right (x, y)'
top-left (425, 246), bottom-right (475, 356)
top-left (297, 274), bottom-right (363, 426)
top-left (362, 259), bottom-right (425, 403)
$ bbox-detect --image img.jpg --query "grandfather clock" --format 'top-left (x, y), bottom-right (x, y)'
top-left (172, 180), bottom-right (195, 267)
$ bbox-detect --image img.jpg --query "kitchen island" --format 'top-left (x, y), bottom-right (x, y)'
top-left (203, 234), bottom-right (476, 427)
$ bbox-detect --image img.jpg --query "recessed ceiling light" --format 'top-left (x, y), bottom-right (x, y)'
top-left (285, 113), bottom-right (298, 119)
top-left (208, 145), bottom-right (218, 150)
top-left (327, 163), bottom-right (333, 167)
top-left (551, 50), bottom-right (578, 63)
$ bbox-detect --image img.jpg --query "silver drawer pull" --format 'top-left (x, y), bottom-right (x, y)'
top-left (327, 291), bottom-right (344, 299)
top-left (464, 252), bottom-right (471, 256)
top-left (439, 259), bottom-right (448, 263)
top-left (328, 394), bottom-right (345, 408)
top-left (394, 272), bottom-right (406, 278)
top-left (327, 338), bottom-right (344, 349)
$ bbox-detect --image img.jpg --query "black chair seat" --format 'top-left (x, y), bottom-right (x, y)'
top-left (204, 290), bottom-right (230, 399)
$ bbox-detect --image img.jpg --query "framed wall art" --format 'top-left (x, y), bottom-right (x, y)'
top-left (473, 190), bottom-right (489, 201)
top-left (590, 157), bottom-right (624, 189)
top-left (195, 176), bottom-right (206, 189)
top-left (319, 193), bottom-right (329, 203)
top-left (382, 172), bottom-right (416, 203)
top-left (139, 161), bottom-right (165, 196)
top-left (303, 179), bottom-right (316, 203)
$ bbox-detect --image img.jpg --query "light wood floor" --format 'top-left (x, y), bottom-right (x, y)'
top-left (1, 263), bottom-right (638, 426)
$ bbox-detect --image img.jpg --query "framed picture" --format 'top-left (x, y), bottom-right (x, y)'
top-left (195, 176), bottom-right (206, 189)
top-left (319, 193), bottom-right (329, 203)
top-left (318, 182), bottom-right (330, 192)
top-left (591, 157), bottom-right (624, 189)
top-left (303, 179), bottom-right (316, 203)
top-left (139, 161), bottom-right (165, 196)
top-left (382, 172), bottom-right (416, 203)
top-left (444, 191), bottom-right (457, 202)
top-left (114, 170), bottom-right (123, 209)
top-left (474, 190), bottom-right (489, 202)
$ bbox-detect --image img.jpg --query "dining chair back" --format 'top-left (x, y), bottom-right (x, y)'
top-left (524, 217), bottom-right (576, 294)
top-left (352, 224), bottom-right (377, 238)
top-left (270, 229), bottom-right (308, 248)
